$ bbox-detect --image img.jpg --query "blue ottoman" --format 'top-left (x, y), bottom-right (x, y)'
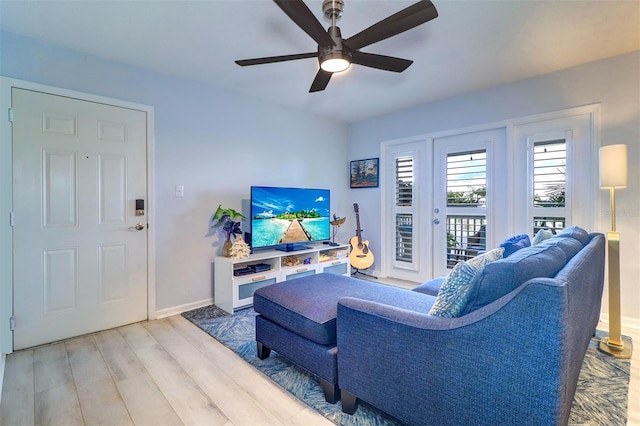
top-left (253, 273), bottom-right (432, 403)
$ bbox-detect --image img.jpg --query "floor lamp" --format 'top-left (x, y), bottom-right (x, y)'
top-left (598, 144), bottom-right (632, 359)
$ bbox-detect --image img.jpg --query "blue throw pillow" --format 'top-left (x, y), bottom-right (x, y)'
top-left (499, 234), bottom-right (531, 257)
top-left (429, 248), bottom-right (504, 318)
top-left (412, 277), bottom-right (446, 296)
top-left (532, 229), bottom-right (553, 245)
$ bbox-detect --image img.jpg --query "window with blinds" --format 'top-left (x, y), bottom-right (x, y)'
top-left (396, 214), bottom-right (413, 262)
top-left (447, 150), bottom-right (487, 206)
top-left (396, 157), bottom-right (413, 207)
top-left (534, 217), bottom-right (565, 234)
top-left (533, 140), bottom-right (566, 208)
top-left (445, 150), bottom-right (487, 268)
top-left (532, 140), bottom-right (566, 234)
top-left (395, 156), bottom-right (413, 263)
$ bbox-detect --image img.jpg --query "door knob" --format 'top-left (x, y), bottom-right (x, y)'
top-left (129, 223), bottom-right (145, 231)
top-left (433, 219), bottom-right (440, 225)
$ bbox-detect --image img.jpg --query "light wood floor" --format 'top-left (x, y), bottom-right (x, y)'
top-left (0, 314), bottom-right (331, 426)
top-left (1, 314), bottom-right (638, 426)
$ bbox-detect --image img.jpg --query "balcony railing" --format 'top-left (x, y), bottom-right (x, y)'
top-left (446, 216), bottom-right (486, 268)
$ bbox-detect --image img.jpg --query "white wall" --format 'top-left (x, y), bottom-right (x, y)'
top-left (1, 29), bottom-right (638, 332)
top-left (0, 31), bottom-right (350, 315)
top-left (348, 51), bottom-right (640, 328)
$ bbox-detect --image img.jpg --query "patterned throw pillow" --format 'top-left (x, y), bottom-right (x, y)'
top-left (532, 229), bottom-right (553, 245)
top-left (429, 247), bottom-right (505, 318)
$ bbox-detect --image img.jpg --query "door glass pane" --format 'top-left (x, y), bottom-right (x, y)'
top-left (446, 216), bottom-right (486, 267)
top-left (447, 151), bottom-right (486, 206)
top-left (533, 140), bottom-right (566, 207)
top-left (533, 217), bottom-right (565, 235)
top-left (395, 156), bottom-right (414, 263)
top-left (445, 150), bottom-right (487, 268)
top-left (396, 214), bottom-right (413, 262)
top-left (396, 157), bottom-right (413, 206)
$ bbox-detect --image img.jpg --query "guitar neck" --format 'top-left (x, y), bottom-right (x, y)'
top-left (355, 212), bottom-right (363, 246)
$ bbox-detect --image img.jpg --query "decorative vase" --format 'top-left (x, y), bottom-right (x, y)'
top-left (222, 236), bottom-right (233, 257)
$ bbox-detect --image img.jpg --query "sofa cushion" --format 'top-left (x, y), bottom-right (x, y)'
top-left (429, 248), bottom-right (504, 318)
top-left (253, 273), bottom-right (432, 345)
top-left (499, 234), bottom-right (531, 257)
top-left (461, 244), bottom-right (567, 315)
top-left (537, 236), bottom-right (583, 260)
top-left (412, 276), bottom-right (445, 296)
top-left (532, 229), bottom-right (554, 245)
top-left (554, 226), bottom-right (589, 246)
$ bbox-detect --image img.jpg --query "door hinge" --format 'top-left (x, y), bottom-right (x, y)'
top-left (8, 108), bottom-right (14, 123)
top-left (9, 211), bottom-right (14, 227)
top-left (9, 316), bottom-right (15, 331)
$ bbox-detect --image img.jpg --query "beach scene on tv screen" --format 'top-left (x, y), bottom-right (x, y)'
top-left (251, 187), bottom-right (330, 248)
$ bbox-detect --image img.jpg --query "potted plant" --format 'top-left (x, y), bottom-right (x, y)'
top-left (210, 205), bottom-right (246, 257)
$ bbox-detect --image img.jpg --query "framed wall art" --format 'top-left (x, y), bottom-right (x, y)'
top-left (350, 158), bottom-right (379, 188)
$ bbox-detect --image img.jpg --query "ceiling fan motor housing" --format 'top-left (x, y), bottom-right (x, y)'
top-left (322, 0), bottom-right (344, 21)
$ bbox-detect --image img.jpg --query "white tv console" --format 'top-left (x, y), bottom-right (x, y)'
top-left (214, 243), bottom-right (350, 313)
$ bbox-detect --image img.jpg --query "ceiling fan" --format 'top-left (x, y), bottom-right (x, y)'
top-left (235, 0), bottom-right (438, 92)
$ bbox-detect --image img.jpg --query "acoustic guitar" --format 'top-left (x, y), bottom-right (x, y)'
top-left (349, 203), bottom-right (375, 270)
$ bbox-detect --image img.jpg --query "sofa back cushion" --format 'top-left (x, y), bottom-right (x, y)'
top-left (461, 244), bottom-right (567, 315)
top-left (554, 226), bottom-right (589, 246)
top-left (536, 235), bottom-right (583, 260)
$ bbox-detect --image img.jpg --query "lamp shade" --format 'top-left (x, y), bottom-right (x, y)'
top-left (599, 144), bottom-right (628, 188)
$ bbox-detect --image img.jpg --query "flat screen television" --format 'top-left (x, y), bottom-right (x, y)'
top-left (250, 186), bottom-right (331, 252)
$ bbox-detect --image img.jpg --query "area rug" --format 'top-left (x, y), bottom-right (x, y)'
top-left (182, 305), bottom-right (631, 426)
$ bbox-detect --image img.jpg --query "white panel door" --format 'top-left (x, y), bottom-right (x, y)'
top-left (13, 88), bottom-right (148, 350)
top-left (431, 129), bottom-right (505, 277)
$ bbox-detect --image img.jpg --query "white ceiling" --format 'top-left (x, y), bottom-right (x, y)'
top-left (1, 0), bottom-right (638, 123)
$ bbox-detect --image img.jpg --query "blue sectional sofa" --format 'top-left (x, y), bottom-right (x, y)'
top-left (337, 227), bottom-right (605, 425)
top-left (253, 226), bottom-right (605, 425)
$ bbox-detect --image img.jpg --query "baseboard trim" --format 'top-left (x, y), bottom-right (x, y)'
top-left (0, 353), bottom-right (6, 406)
top-left (155, 298), bottom-right (214, 319)
top-left (599, 313), bottom-right (640, 332)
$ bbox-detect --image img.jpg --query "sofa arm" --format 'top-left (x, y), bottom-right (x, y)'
top-left (336, 281), bottom-right (570, 426)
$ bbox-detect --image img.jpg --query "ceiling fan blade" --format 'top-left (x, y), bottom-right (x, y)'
top-left (344, 0), bottom-right (438, 51)
top-left (351, 51), bottom-right (413, 72)
top-left (273, 0), bottom-right (335, 47)
top-left (235, 52), bottom-right (317, 66)
top-left (309, 69), bottom-right (332, 92)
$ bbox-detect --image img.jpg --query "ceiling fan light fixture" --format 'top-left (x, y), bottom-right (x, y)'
top-left (236, 0), bottom-right (439, 91)
top-left (320, 54), bottom-right (351, 73)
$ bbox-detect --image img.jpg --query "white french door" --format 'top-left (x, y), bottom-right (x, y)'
top-left (382, 140), bottom-right (430, 282)
top-left (431, 129), bottom-right (506, 277)
top-left (12, 88), bottom-right (149, 349)
top-left (381, 107), bottom-right (596, 284)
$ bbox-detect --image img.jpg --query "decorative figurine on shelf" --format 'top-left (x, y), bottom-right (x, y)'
top-left (282, 255), bottom-right (300, 267)
top-left (229, 236), bottom-right (251, 260)
top-left (329, 213), bottom-right (346, 245)
top-left (210, 204), bottom-right (247, 257)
